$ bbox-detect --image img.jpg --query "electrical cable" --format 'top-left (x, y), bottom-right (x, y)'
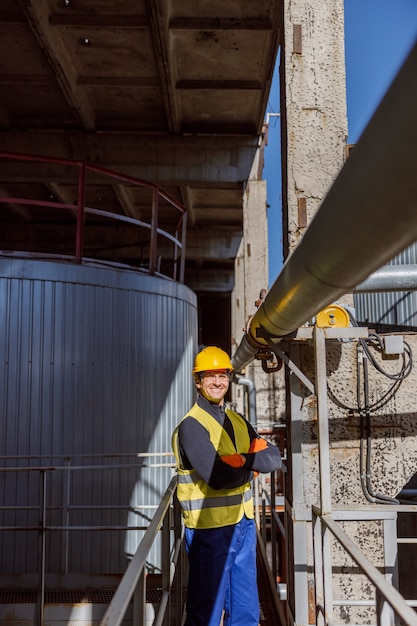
top-left (358, 347), bottom-right (376, 503)
top-left (361, 332), bottom-right (412, 381)
top-left (331, 309), bottom-right (412, 504)
top-left (348, 312), bottom-right (412, 412)
top-left (360, 350), bottom-right (399, 504)
top-left (349, 310), bottom-right (413, 383)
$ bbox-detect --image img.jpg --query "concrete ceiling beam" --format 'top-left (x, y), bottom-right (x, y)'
top-left (0, 133), bottom-right (258, 185)
top-left (17, 0), bottom-right (96, 130)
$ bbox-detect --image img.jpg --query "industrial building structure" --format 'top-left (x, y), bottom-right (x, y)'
top-left (1, 1), bottom-right (417, 625)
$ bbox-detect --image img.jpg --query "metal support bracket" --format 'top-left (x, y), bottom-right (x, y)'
top-left (258, 325), bottom-right (368, 395)
top-left (264, 336), bottom-right (315, 394)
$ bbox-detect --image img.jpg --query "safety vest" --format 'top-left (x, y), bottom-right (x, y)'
top-left (172, 402), bottom-right (254, 529)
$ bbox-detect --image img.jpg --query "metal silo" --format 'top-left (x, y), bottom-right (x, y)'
top-left (0, 257), bottom-right (197, 580)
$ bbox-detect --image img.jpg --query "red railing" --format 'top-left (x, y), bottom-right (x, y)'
top-left (0, 151), bottom-right (187, 282)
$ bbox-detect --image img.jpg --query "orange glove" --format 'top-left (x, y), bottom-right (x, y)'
top-left (248, 437), bottom-right (268, 453)
top-left (221, 454), bottom-right (245, 468)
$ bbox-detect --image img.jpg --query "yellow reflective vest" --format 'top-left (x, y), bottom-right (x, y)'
top-left (172, 401), bottom-right (254, 529)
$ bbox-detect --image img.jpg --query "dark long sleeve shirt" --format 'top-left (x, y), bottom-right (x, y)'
top-left (177, 395), bottom-right (282, 491)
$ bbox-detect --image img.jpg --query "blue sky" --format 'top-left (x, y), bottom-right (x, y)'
top-left (266, 1), bottom-right (417, 285)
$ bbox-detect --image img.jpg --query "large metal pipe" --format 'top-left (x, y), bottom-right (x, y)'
top-left (355, 265), bottom-right (417, 293)
top-left (232, 40), bottom-right (417, 373)
top-left (233, 374), bottom-right (257, 426)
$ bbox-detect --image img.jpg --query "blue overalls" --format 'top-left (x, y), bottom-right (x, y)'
top-left (184, 515), bottom-right (259, 626)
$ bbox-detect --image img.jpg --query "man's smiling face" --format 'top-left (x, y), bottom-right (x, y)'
top-left (196, 370), bottom-right (230, 405)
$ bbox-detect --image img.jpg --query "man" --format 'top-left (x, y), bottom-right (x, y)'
top-left (172, 346), bottom-right (282, 626)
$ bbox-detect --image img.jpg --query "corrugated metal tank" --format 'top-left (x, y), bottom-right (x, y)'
top-left (354, 243), bottom-right (417, 328)
top-left (0, 257), bottom-right (198, 576)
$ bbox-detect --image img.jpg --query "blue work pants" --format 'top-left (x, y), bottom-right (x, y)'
top-left (184, 515), bottom-right (259, 626)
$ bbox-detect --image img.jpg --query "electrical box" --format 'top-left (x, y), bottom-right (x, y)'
top-left (383, 335), bottom-right (404, 355)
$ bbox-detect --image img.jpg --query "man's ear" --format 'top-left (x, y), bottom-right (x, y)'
top-left (195, 380), bottom-right (201, 390)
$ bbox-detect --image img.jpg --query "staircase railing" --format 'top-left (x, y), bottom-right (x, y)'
top-left (0, 453), bottom-right (183, 626)
top-left (101, 476), bottom-right (186, 626)
top-left (312, 506), bottom-right (417, 626)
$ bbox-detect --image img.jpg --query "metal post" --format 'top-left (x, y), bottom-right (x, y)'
top-left (383, 516), bottom-right (399, 626)
top-left (313, 327), bottom-right (333, 624)
top-left (376, 589), bottom-right (382, 626)
top-left (321, 519), bottom-right (333, 624)
top-left (161, 505), bottom-right (171, 626)
top-left (313, 327), bottom-right (332, 514)
top-left (270, 470), bottom-right (277, 584)
top-left (149, 187), bottom-right (159, 275)
top-left (173, 498), bottom-right (184, 626)
top-left (179, 211), bottom-right (187, 284)
top-left (288, 342), bottom-right (310, 625)
top-left (76, 162), bottom-right (86, 262)
top-left (312, 510), bottom-right (325, 626)
top-left (261, 491), bottom-right (267, 544)
top-left (173, 227), bottom-right (179, 282)
top-left (133, 570), bottom-right (146, 626)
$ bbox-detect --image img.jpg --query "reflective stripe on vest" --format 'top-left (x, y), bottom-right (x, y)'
top-left (172, 402), bottom-right (254, 529)
top-left (175, 481), bottom-right (253, 511)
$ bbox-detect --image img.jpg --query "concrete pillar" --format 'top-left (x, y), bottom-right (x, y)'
top-left (231, 146), bottom-right (286, 432)
top-left (282, 0), bottom-right (347, 256)
top-left (281, 2), bottom-right (348, 623)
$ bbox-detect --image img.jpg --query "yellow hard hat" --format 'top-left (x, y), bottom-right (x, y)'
top-left (193, 346), bottom-right (233, 377)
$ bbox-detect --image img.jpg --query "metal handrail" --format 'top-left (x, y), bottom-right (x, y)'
top-left (0, 150), bottom-right (187, 282)
top-left (257, 466), bottom-right (287, 584)
top-left (255, 467), bottom-right (288, 626)
top-left (100, 476), bottom-right (184, 626)
top-left (312, 506), bottom-right (417, 626)
top-left (258, 464), bottom-right (417, 625)
top-left (0, 453), bottom-right (182, 626)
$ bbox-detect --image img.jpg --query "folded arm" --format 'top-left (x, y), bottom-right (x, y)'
top-left (177, 417), bottom-right (256, 490)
